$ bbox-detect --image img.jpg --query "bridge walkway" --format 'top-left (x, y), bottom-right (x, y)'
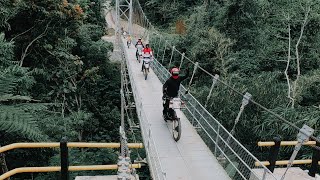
top-left (122, 38), bottom-right (230, 180)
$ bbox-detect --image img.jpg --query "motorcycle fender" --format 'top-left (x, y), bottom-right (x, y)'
top-left (175, 109), bottom-right (183, 119)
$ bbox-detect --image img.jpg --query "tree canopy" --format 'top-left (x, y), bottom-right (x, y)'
top-left (142, 0), bottom-right (320, 163)
top-left (0, 0), bottom-right (126, 179)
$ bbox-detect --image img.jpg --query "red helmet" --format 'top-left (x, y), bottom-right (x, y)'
top-left (171, 67), bottom-right (180, 79)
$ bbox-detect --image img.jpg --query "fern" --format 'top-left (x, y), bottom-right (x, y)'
top-left (0, 105), bottom-right (46, 141)
top-left (0, 67), bottom-right (47, 141)
top-left (0, 74), bottom-right (16, 96)
top-left (0, 33), bottom-right (14, 66)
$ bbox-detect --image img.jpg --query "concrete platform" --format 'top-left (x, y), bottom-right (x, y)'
top-left (75, 175), bottom-right (138, 180)
top-left (250, 167), bottom-right (320, 180)
top-left (75, 175), bottom-right (139, 180)
top-left (75, 176), bottom-right (117, 180)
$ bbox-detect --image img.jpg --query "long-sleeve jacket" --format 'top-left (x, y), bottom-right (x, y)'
top-left (135, 42), bottom-right (144, 49)
top-left (162, 68), bottom-right (189, 97)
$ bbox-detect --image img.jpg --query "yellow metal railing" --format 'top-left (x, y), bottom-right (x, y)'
top-left (256, 139), bottom-right (319, 178)
top-left (0, 142), bottom-right (144, 179)
top-left (0, 164), bottom-right (141, 180)
top-left (258, 141), bottom-right (316, 147)
top-left (0, 142), bottom-right (143, 153)
top-left (255, 159), bottom-right (320, 166)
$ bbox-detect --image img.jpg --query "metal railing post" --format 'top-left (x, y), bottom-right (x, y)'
top-left (168, 46), bottom-right (175, 69)
top-left (214, 124), bottom-right (220, 156)
top-left (267, 137), bottom-right (281, 173)
top-left (156, 36), bottom-right (162, 59)
top-left (179, 53), bottom-right (185, 69)
top-left (161, 42), bottom-right (167, 64)
top-left (0, 150), bottom-right (9, 180)
top-left (308, 141), bottom-right (320, 177)
top-left (204, 74), bottom-right (219, 108)
top-left (60, 137), bottom-right (69, 180)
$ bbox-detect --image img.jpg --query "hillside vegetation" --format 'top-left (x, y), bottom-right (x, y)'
top-left (141, 0), bottom-right (320, 160)
top-left (0, 0), bottom-right (124, 179)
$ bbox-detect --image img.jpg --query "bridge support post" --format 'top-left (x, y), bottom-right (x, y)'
top-left (161, 42), bottom-right (167, 64)
top-left (60, 137), bottom-right (69, 180)
top-left (168, 46), bottom-right (175, 69)
top-left (204, 74), bottom-right (219, 108)
top-left (0, 150), bottom-right (9, 180)
top-left (267, 137), bottom-right (281, 172)
top-left (155, 36), bottom-right (162, 59)
top-left (117, 156), bottom-right (131, 180)
top-left (308, 141), bottom-right (320, 177)
top-left (179, 53), bottom-right (185, 69)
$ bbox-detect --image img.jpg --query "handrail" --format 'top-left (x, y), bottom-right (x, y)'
top-left (120, 38), bottom-right (167, 180)
top-left (258, 141), bottom-right (316, 147)
top-left (0, 142), bottom-right (143, 153)
top-left (257, 138), bottom-right (320, 177)
top-left (255, 160), bottom-right (319, 166)
top-left (0, 164), bottom-right (141, 180)
top-left (150, 51), bottom-right (276, 179)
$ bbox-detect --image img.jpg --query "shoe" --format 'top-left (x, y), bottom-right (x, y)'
top-left (163, 114), bottom-right (168, 122)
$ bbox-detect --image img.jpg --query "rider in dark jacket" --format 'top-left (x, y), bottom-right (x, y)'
top-left (162, 66), bottom-right (189, 119)
top-left (135, 38), bottom-right (144, 60)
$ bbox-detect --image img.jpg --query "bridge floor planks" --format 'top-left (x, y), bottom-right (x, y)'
top-left (123, 38), bottom-right (231, 180)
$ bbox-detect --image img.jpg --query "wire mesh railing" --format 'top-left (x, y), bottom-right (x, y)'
top-left (129, 0), bottom-right (320, 148)
top-left (114, 0), bottom-right (320, 179)
top-left (151, 57), bottom-right (277, 180)
top-left (120, 39), bottom-right (167, 180)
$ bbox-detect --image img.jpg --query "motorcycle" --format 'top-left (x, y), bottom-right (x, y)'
top-left (142, 57), bottom-right (151, 80)
top-left (136, 45), bottom-right (143, 63)
top-left (137, 49), bottom-right (142, 63)
top-left (163, 97), bottom-right (186, 141)
top-left (127, 40), bottom-right (131, 48)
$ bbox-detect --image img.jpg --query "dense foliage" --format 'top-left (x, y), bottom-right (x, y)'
top-left (141, 0), bottom-right (320, 162)
top-left (0, 0), bottom-right (127, 179)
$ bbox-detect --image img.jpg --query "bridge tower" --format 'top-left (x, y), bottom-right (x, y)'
top-left (115, 0), bottom-right (133, 36)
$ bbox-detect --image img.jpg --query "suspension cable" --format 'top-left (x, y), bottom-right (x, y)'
top-left (132, 0), bottom-right (320, 146)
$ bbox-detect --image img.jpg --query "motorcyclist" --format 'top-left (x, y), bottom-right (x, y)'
top-left (162, 66), bottom-right (189, 119)
top-left (141, 44), bottom-right (153, 71)
top-left (126, 35), bottom-right (132, 48)
top-left (135, 38), bottom-right (144, 60)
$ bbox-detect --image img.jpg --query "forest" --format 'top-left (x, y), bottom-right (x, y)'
top-left (139, 0), bottom-right (320, 164)
top-left (1, 0), bottom-right (320, 179)
top-left (0, 0), bottom-right (142, 179)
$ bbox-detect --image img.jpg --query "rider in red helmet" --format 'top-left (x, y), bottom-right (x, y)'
top-left (141, 44), bottom-right (153, 71)
top-left (162, 65), bottom-right (189, 119)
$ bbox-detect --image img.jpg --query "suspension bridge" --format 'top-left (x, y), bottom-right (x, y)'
top-left (0, 0), bottom-right (319, 180)
top-left (110, 0), bottom-right (320, 179)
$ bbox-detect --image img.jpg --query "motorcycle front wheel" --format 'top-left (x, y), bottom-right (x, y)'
top-left (172, 116), bottom-right (181, 141)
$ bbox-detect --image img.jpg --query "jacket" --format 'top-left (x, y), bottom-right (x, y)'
top-left (162, 68), bottom-right (189, 97)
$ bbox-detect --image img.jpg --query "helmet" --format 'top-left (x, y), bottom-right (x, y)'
top-left (171, 67), bottom-right (179, 79)
top-left (138, 38), bottom-right (141, 41)
top-left (146, 44), bottom-right (150, 48)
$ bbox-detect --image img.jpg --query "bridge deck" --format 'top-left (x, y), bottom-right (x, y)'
top-left (123, 39), bottom-right (230, 180)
